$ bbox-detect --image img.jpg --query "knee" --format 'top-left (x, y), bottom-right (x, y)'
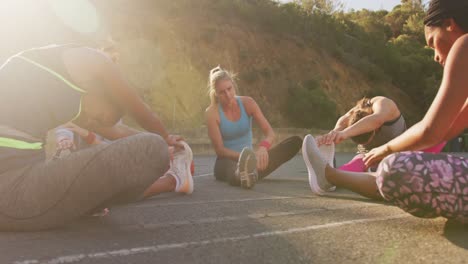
top-left (289, 136), bottom-right (303, 149)
top-left (376, 152), bottom-right (423, 199)
top-left (377, 152), bottom-right (404, 177)
top-left (140, 133), bottom-right (168, 154)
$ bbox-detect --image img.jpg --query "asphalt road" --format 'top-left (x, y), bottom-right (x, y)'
top-left (2, 153), bottom-right (467, 264)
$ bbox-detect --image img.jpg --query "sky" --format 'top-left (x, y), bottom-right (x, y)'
top-left (279, 0), bottom-right (403, 11)
top-left (340, 0), bottom-right (402, 11)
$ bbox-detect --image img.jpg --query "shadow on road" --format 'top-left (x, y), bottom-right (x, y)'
top-left (443, 220), bottom-right (468, 249)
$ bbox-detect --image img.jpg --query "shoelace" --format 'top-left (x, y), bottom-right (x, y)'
top-left (240, 171), bottom-right (257, 182)
top-left (171, 152), bottom-right (189, 183)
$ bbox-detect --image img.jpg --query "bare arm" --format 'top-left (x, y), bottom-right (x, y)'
top-left (318, 97), bottom-right (398, 145)
top-left (95, 122), bottom-right (141, 140)
top-left (364, 36), bottom-right (468, 166)
top-left (333, 107), bottom-right (355, 131)
top-left (205, 106), bottom-right (240, 161)
top-left (243, 97), bottom-right (275, 147)
top-left (96, 57), bottom-right (170, 139)
top-left (316, 106), bottom-right (355, 146)
top-left (63, 47), bottom-right (180, 146)
top-left (243, 96), bottom-right (274, 171)
top-left (341, 97), bottom-right (399, 138)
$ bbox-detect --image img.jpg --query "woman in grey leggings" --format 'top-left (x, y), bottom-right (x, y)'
top-left (0, 44), bottom-right (193, 231)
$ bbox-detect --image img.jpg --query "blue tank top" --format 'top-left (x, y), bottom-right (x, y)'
top-left (218, 97), bottom-right (252, 152)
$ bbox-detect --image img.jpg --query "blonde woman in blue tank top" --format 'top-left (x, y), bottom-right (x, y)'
top-left (205, 66), bottom-right (302, 189)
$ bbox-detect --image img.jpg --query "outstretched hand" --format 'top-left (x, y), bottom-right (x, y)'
top-left (363, 145), bottom-right (392, 168)
top-left (316, 130), bottom-right (347, 146)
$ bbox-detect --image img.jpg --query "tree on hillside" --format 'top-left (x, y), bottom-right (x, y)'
top-left (401, 0), bottom-right (424, 10)
top-left (293, 0), bottom-right (344, 14)
top-left (343, 9), bottom-right (392, 42)
top-left (385, 0), bottom-right (424, 38)
top-left (403, 13), bottom-right (425, 42)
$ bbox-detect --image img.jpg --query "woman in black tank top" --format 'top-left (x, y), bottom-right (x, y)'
top-left (0, 45), bottom-right (194, 231)
top-left (313, 96), bottom-right (406, 172)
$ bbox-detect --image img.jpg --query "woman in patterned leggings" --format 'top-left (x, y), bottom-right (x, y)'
top-left (302, 0), bottom-right (467, 224)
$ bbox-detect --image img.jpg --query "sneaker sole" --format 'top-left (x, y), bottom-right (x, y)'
top-left (302, 135), bottom-right (327, 195)
top-left (319, 143), bottom-right (335, 168)
top-left (318, 142), bottom-right (336, 192)
top-left (178, 141), bottom-right (194, 194)
top-left (239, 148), bottom-right (257, 189)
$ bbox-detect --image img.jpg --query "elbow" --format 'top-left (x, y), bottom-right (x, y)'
top-left (269, 131), bottom-right (276, 143)
top-left (372, 118), bottom-right (385, 130)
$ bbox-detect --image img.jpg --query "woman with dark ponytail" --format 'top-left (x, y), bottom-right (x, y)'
top-left (302, 0), bottom-right (467, 224)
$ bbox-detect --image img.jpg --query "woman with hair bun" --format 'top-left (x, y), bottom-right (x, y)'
top-left (301, 0), bottom-right (467, 224)
top-left (317, 96), bottom-right (445, 173)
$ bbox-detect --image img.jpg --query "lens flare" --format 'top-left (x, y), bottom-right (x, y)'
top-left (48, 0), bottom-right (100, 33)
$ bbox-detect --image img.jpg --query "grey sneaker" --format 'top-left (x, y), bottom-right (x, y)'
top-left (302, 134), bottom-right (335, 195)
top-left (237, 147), bottom-right (258, 189)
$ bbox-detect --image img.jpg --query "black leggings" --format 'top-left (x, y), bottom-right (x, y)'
top-left (214, 136), bottom-right (302, 186)
top-left (0, 133), bottom-right (169, 231)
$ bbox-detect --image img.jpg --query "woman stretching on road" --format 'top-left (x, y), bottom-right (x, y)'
top-left (0, 44), bottom-right (193, 231)
top-left (302, 0), bottom-right (467, 224)
top-left (205, 66), bottom-right (302, 189)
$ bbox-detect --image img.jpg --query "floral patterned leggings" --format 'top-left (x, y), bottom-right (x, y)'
top-left (376, 151), bottom-right (467, 224)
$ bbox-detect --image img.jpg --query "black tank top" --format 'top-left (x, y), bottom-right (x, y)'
top-left (0, 44), bottom-right (87, 172)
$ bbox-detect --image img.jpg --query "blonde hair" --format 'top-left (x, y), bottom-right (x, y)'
top-left (207, 65), bottom-right (237, 106)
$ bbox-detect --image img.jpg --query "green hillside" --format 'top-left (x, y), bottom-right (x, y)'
top-left (0, 0), bottom-right (441, 130)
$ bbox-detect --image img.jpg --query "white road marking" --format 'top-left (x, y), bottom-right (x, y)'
top-left (193, 173), bottom-right (213, 178)
top-left (133, 195), bottom-right (316, 207)
top-left (14, 214), bottom-right (409, 264)
top-left (123, 203), bottom-right (380, 231)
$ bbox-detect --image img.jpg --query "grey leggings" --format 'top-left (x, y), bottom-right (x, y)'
top-left (0, 133), bottom-right (169, 231)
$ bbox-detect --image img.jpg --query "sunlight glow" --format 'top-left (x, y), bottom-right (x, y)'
top-left (48, 0), bottom-right (100, 33)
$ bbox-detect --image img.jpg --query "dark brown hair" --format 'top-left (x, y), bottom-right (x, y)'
top-left (424, 0), bottom-right (468, 32)
top-left (348, 97), bottom-right (374, 144)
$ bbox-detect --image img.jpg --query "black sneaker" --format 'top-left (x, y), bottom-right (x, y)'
top-left (236, 147), bottom-right (258, 189)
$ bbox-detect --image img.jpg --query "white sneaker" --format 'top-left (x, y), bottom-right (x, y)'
top-left (319, 141), bottom-right (335, 168)
top-left (167, 141), bottom-right (194, 194)
top-left (317, 139), bottom-right (336, 192)
top-left (236, 147), bottom-right (258, 189)
top-left (302, 134), bottom-right (335, 195)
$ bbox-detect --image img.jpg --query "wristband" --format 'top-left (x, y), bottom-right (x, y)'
top-left (85, 131), bottom-right (96, 144)
top-left (258, 140), bottom-right (271, 150)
